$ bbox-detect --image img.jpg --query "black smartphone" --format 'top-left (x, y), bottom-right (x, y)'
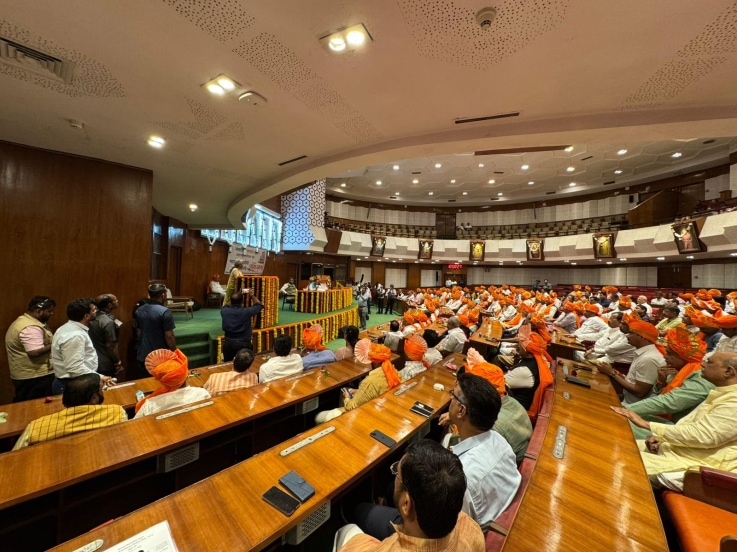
top-left (262, 486), bottom-right (300, 516)
top-left (279, 470), bottom-right (316, 503)
top-left (410, 401), bottom-right (434, 418)
top-left (565, 375), bottom-right (591, 388)
top-left (370, 429), bottom-right (397, 448)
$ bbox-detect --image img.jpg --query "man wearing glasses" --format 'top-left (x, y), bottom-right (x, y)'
top-left (5, 296), bottom-right (57, 401)
top-left (335, 439), bottom-right (485, 551)
top-left (51, 298), bottom-right (116, 394)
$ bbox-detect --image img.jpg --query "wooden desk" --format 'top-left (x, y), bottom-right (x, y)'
top-left (547, 333), bottom-right (585, 360)
top-left (0, 358), bottom-right (375, 549)
top-left (502, 359), bottom-right (668, 552)
top-left (0, 358), bottom-right (285, 443)
top-left (49, 356), bottom-right (462, 552)
top-left (359, 319), bottom-right (448, 342)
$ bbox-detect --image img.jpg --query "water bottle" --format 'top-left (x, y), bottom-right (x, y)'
top-left (136, 390), bottom-right (145, 402)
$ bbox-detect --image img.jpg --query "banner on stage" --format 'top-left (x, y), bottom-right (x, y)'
top-left (225, 244), bottom-right (267, 275)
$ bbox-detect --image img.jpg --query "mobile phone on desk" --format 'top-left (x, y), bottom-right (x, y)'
top-left (370, 429), bottom-right (397, 448)
top-left (262, 486), bottom-right (300, 516)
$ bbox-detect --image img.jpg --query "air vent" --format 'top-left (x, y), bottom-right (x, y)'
top-left (454, 111), bottom-right (520, 124)
top-left (0, 37), bottom-right (75, 83)
top-left (447, 199), bottom-right (456, 202)
top-left (277, 155), bottom-right (307, 166)
top-left (389, 196), bottom-right (399, 200)
top-left (297, 396), bottom-right (319, 415)
top-left (411, 171), bottom-right (422, 175)
top-left (489, 197), bottom-right (500, 201)
top-left (494, 171), bottom-right (504, 174)
top-left (581, 155), bottom-right (593, 161)
top-left (157, 442), bottom-right (200, 473)
top-left (603, 180), bottom-right (616, 185)
top-left (546, 191), bottom-right (556, 195)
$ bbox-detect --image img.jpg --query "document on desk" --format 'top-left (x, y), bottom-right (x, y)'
top-left (102, 520), bottom-right (179, 552)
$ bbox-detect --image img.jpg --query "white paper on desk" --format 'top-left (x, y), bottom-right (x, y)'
top-left (103, 521), bottom-right (179, 552)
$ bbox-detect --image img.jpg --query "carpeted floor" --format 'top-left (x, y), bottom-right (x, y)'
top-left (172, 303), bottom-right (400, 350)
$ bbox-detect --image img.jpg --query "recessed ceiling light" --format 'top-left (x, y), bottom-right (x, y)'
top-left (497, 192), bottom-right (503, 196)
top-left (565, 146), bottom-right (574, 152)
top-left (606, 261), bottom-right (612, 265)
top-left (569, 182), bottom-right (576, 187)
top-left (393, 165), bottom-right (399, 170)
top-left (206, 82), bottom-right (225, 95)
top-left (217, 77), bottom-right (236, 91)
top-left (478, 163), bottom-right (484, 168)
top-left (450, 179), bottom-right (456, 183)
top-left (657, 256), bottom-right (665, 261)
top-left (392, 260), bottom-right (396, 263)
top-left (672, 152), bottom-right (682, 158)
top-left (148, 136), bottom-right (165, 148)
top-left (204, 74), bottom-right (240, 96)
top-left (731, 252), bottom-right (737, 257)
top-left (346, 30), bottom-right (365, 45)
top-left (571, 262), bottom-right (577, 265)
top-left (488, 179), bottom-right (495, 184)
top-left (435, 163), bottom-right (442, 168)
top-left (395, 191), bottom-right (400, 195)
top-left (686, 255), bottom-right (694, 259)
top-left (428, 191), bottom-right (434, 196)
top-left (521, 164), bottom-right (529, 170)
top-left (412, 179), bottom-right (419, 184)
top-left (617, 149), bottom-right (628, 155)
top-left (340, 182), bottom-right (347, 188)
top-left (619, 258), bottom-right (627, 261)
top-left (564, 260), bottom-right (570, 263)
top-left (462, 191), bottom-right (468, 196)
top-left (567, 166), bottom-right (575, 172)
top-left (328, 37), bottom-right (346, 51)
top-left (365, 256), bottom-right (369, 259)
top-left (614, 169), bottom-right (623, 174)
top-left (528, 181), bottom-right (535, 185)
top-left (376, 180), bottom-right (382, 185)
top-left (189, 203), bottom-right (198, 211)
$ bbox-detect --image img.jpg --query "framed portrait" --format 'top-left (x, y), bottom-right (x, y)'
top-left (592, 232), bottom-right (616, 259)
top-left (526, 239), bottom-right (544, 261)
top-left (470, 240), bottom-right (485, 262)
top-left (371, 235), bottom-right (387, 257)
top-left (418, 239), bottom-right (434, 260)
top-left (672, 221), bottom-right (704, 254)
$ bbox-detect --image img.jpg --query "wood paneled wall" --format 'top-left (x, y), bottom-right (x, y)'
top-left (0, 141), bottom-right (152, 403)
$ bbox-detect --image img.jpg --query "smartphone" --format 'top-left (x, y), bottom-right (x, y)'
top-left (370, 429), bottom-right (397, 448)
top-left (410, 401), bottom-right (434, 418)
top-left (262, 486), bottom-right (300, 516)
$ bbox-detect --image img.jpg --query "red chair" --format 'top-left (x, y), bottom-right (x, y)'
top-left (485, 457), bottom-right (536, 550)
top-left (524, 416), bottom-right (549, 460)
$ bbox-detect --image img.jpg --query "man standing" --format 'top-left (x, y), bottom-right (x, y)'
top-left (134, 284), bottom-right (176, 379)
top-left (89, 294), bottom-right (123, 377)
top-left (599, 319), bottom-right (664, 405)
top-left (385, 284), bottom-right (397, 315)
top-left (5, 296), bottom-right (56, 401)
top-left (52, 298), bottom-right (115, 394)
top-left (357, 285), bottom-right (370, 330)
top-left (220, 290), bottom-right (263, 361)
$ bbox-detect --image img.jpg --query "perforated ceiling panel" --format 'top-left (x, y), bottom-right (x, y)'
top-left (154, 98), bottom-right (241, 141)
top-left (678, 2), bottom-right (737, 56)
top-left (396, 0), bottom-right (568, 71)
top-left (234, 33), bottom-right (383, 145)
top-left (161, 0), bottom-right (255, 42)
top-left (209, 122), bottom-right (246, 141)
top-left (0, 19), bottom-right (124, 97)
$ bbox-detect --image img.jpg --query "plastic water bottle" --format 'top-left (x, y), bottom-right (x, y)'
top-left (136, 390), bottom-right (145, 402)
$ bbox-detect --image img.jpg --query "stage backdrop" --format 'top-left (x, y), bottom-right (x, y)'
top-left (225, 245), bottom-right (267, 275)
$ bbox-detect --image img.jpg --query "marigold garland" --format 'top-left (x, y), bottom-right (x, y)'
top-left (236, 276), bottom-right (279, 329)
top-left (295, 288), bottom-right (353, 314)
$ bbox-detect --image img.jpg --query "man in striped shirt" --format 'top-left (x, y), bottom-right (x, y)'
top-left (203, 348), bottom-right (258, 397)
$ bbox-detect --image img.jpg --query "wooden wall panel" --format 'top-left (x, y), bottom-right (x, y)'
top-left (407, 264), bottom-right (421, 290)
top-left (0, 141), bottom-right (152, 403)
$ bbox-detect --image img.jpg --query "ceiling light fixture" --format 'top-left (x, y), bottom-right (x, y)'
top-left (497, 192), bottom-right (503, 196)
top-left (203, 74), bottom-right (241, 96)
top-left (393, 165), bottom-right (399, 170)
top-left (614, 169), bottom-right (623, 174)
top-left (488, 179), bottom-right (495, 184)
top-left (340, 182), bottom-right (347, 188)
top-left (619, 258), bottom-right (627, 261)
top-left (450, 179), bottom-right (456, 183)
top-left (376, 180), bottom-right (382, 185)
top-left (617, 149), bottom-right (628, 155)
top-left (686, 255), bottom-right (694, 259)
top-left (462, 191), bottom-right (468, 195)
top-left (528, 181), bottom-right (534, 185)
top-left (672, 152), bottom-right (682, 158)
top-left (435, 163), bottom-right (442, 168)
top-left (217, 77), bottom-right (236, 91)
top-left (657, 256), bottom-right (665, 261)
top-left (478, 163), bottom-right (484, 168)
top-left (189, 203), bottom-right (198, 211)
top-left (412, 179), bottom-right (419, 184)
top-left (321, 23), bottom-right (372, 54)
top-left (731, 252), bottom-right (737, 257)
top-left (571, 262), bottom-right (577, 265)
top-left (567, 166), bottom-right (575, 172)
top-left (565, 146), bottom-right (574, 152)
top-left (148, 136), bottom-right (165, 148)
top-left (521, 164), bottom-right (529, 170)
top-left (569, 182), bottom-right (576, 187)
top-left (428, 191), bottom-right (434, 196)
top-left (606, 261), bottom-right (612, 265)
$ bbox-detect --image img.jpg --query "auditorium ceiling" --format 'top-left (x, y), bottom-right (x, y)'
top-left (1, 1), bottom-right (737, 226)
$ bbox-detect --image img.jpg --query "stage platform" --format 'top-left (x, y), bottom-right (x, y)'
top-left (171, 303), bottom-right (401, 367)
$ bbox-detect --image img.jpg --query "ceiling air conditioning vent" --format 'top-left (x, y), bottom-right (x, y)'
top-left (603, 180), bottom-right (616, 185)
top-left (0, 37), bottom-right (75, 84)
top-left (454, 111), bottom-right (520, 125)
top-left (546, 191), bottom-right (556, 195)
top-left (447, 199), bottom-right (456, 202)
top-left (277, 155), bottom-right (307, 166)
top-left (581, 155), bottom-right (593, 161)
top-left (411, 171), bottom-right (421, 175)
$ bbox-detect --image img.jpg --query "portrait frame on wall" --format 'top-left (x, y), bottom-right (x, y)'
top-left (371, 235), bottom-right (387, 257)
top-left (418, 239), bottom-right (434, 260)
top-left (592, 232), bottom-right (617, 259)
top-left (526, 239), bottom-right (544, 261)
top-left (469, 240), bottom-right (485, 262)
top-left (672, 221), bottom-right (704, 254)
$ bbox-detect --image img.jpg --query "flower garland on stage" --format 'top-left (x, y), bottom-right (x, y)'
top-left (236, 276), bottom-right (278, 329)
top-left (295, 288), bottom-right (353, 314)
top-left (217, 306), bottom-right (359, 359)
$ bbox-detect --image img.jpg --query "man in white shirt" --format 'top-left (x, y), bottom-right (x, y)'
top-left (382, 320), bottom-right (404, 352)
top-left (438, 317), bottom-right (466, 355)
top-left (259, 334), bottom-right (303, 383)
top-left (576, 312), bottom-right (636, 364)
top-left (636, 295), bottom-right (653, 315)
top-left (569, 303), bottom-right (609, 343)
top-left (599, 319), bottom-right (664, 405)
top-left (711, 311), bottom-right (737, 354)
top-left (52, 298), bottom-right (115, 394)
top-left (651, 291), bottom-right (667, 307)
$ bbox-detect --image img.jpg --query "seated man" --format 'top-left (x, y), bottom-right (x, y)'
top-left (462, 350), bottom-right (532, 464)
top-left (351, 373), bottom-right (520, 540)
top-left (568, 303), bottom-right (609, 343)
top-left (655, 305), bottom-right (683, 337)
top-left (398, 334), bottom-right (429, 381)
top-left (301, 324), bottom-right (337, 369)
top-left (203, 348), bottom-right (258, 397)
top-left (279, 277), bottom-right (297, 297)
top-left (134, 349), bottom-right (211, 418)
top-left (209, 275), bottom-right (225, 299)
top-left (611, 327), bottom-right (714, 439)
top-left (553, 302), bottom-right (578, 333)
top-left (382, 320), bottom-right (404, 352)
top-left (630, 351), bottom-right (737, 491)
top-left (334, 326), bottom-right (360, 361)
top-left (422, 329), bottom-right (443, 366)
top-left (437, 316), bottom-right (466, 355)
top-left (575, 311), bottom-right (636, 365)
top-left (14, 373), bottom-right (127, 450)
top-left (259, 334), bottom-right (304, 383)
top-left (336, 440), bottom-right (485, 551)
top-left (505, 327), bottom-right (554, 419)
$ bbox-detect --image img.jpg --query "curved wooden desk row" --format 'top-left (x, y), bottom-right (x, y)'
top-left (359, 319), bottom-right (448, 342)
top-left (50, 357), bottom-right (461, 552)
top-left (500, 359), bottom-right (668, 552)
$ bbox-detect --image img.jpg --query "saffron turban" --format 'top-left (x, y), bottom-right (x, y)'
top-left (627, 319), bottom-right (658, 343)
top-left (302, 324), bottom-right (325, 350)
top-left (136, 349), bottom-right (189, 414)
top-left (573, 302), bottom-right (586, 315)
top-left (458, 314), bottom-right (470, 327)
top-left (585, 303), bottom-right (602, 315)
top-left (714, 311), bottom-right (737, 328)
top-left (664, 327), bottom-right (705, 364)
top-left (404, 335), bottom-right (429, 367)
top-left (618, 296), bottom-right (632, 309)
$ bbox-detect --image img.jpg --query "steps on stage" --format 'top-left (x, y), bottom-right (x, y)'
top-left (175, 332), bottom-right (213, 368)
